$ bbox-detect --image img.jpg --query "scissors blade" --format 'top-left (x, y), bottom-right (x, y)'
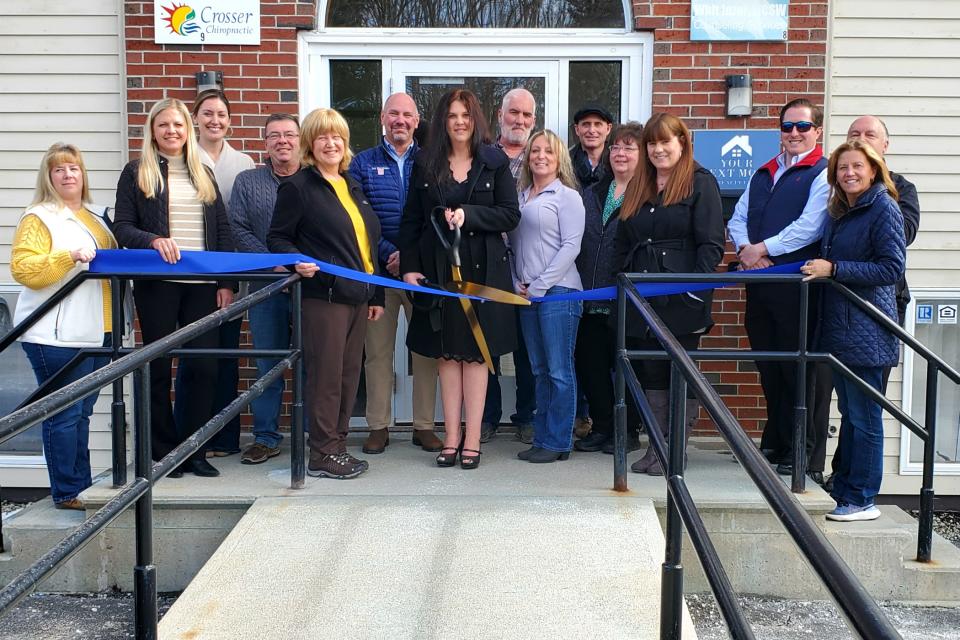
top-left (458, 297), bottom-right (495, 374)
top-left (449, 265), bottom-right (495, 373)
top-left (444, 281), bottom-right (531, 306)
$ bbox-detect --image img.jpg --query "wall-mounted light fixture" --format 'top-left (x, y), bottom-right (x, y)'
top-left (195, 71), bottom-right (223, 94)
top-left (725, 74), bottom-right (752, 117)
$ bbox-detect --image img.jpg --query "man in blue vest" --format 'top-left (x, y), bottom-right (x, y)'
top-left (349, 93), bottom-right (441, 455)
top-left (727, 98), bottom-right (829, 476)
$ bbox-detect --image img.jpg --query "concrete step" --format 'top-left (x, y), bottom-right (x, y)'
top-left (158, 495), bottom-right (697, 640)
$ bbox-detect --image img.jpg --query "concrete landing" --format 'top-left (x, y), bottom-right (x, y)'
top-left (157, 495), bottom-right (697, 640)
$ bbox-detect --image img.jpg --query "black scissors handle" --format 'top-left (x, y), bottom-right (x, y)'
top-left (429, 206), bottom-right (462, 268)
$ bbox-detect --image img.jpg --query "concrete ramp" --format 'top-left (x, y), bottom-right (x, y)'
top-left (159, 495), bottom-right (696, 639)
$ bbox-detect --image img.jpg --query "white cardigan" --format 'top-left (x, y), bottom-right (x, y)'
top-left (13, 203), bottom-right (114, 348)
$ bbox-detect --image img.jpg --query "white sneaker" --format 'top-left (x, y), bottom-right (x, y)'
top-left (826, 503), bottom-right (881, 522)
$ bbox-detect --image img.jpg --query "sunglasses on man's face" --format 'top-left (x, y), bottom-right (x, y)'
top-left (780, 121), bottom-right (815, 133)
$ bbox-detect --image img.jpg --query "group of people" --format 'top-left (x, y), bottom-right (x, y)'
top-left (10, 86), bottom-right (911, 522)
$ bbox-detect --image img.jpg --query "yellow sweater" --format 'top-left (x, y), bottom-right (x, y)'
top-left (11, 208), bottom-right (116, 331)
top-left (330, 177), bottom-right (375, 274)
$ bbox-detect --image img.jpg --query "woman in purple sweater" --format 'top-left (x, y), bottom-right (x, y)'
top-left (509, 130), bottom-right (585, 463)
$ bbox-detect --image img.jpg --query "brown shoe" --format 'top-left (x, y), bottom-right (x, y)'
top-left (55, 498), bottom-right (84, 511)
top-left (574, 416), bottom-right (593, 439)
top-left (412, 429), bottom-right (443, 452)
top-left (362, 429), bottom-right (389, 454)
top-left (307, 453), bottom-right (367, 479)
top-left (241, 442), bottom-right (281, 465)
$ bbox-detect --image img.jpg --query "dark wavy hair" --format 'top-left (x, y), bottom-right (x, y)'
top-left (424, 89), bottom-right (491, 180)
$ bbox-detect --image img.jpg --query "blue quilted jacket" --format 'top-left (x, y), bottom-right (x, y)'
top-left (816, 182), bottom-right (906, 368)
top-left (348, 139), bottom-right (418, 270)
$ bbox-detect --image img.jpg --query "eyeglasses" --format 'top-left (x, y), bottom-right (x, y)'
top-left (265, 132), bottom-right (300, 141)
top-left (780, 121), bottom-right (815, 133)
top-left (609, 144), bottom-right (640, 153)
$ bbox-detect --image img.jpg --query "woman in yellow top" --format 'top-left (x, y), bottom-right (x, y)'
top-left (268, 108), bottom-right (384, 480)
top-left (10, 143), bottom-right (117, 510)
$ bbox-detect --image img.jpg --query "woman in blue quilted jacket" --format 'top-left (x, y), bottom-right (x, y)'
top-left (801, 139), bottom-right (905, 522)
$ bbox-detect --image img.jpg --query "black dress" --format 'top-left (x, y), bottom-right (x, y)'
top-left (399, 145), bottom-right (521, 361)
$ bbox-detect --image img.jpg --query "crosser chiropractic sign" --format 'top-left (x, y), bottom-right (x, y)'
top-left (154, 0), bottom-right (260, 45)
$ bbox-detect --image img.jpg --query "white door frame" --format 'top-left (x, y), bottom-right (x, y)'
top-left (300, 29), bottom-right (652, 424)
top-left (299, 30), bottom-right (654, 146)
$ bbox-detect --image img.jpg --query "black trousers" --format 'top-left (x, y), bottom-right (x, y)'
top-left (745, 283), bottom-right (827, 467)
top-left (574, 313), bottom-right (616, 435)
top-left (133, 281), bottom-right (219, 462)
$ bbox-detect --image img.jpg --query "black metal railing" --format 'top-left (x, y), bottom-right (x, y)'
top-left (613, 271), bottom-right (930, 639)
top-left (611, 271), bottom-right (959, 565)
top-left (0, 270), bottom-right (304, 638)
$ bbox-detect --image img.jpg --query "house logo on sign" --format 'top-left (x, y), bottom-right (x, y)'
top-left (938, 304), bottom-right (958, 324)
top-left (721, 135), bottom-right (752, 159)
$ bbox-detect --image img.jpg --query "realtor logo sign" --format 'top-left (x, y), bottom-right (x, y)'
top-left (155, 1), bottom-right (260, 45)
top-left (692, 129), bottom-right (782, 196)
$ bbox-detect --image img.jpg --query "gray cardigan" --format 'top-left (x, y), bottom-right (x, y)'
top-left (228, 161), bottom-right (285, 254)
top-left (509, 178), bottom-right (585, 298)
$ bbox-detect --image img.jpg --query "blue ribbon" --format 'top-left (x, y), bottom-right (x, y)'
top-left (90, 249), bottom-right (802, 303)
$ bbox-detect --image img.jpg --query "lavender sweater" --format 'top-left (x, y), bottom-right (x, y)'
top-left (509, 178), bottom-right (585, 298)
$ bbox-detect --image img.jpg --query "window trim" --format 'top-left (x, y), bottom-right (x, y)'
top-left (318, 0), bottom-right (634, 32)
top-left (900, 290), bottom-right (960, 476)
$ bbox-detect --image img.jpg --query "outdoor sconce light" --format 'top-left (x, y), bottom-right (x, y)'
top-left (195, 71), bottom-right (224, 93)
top-left (725, 74), bottom-right (752, 117)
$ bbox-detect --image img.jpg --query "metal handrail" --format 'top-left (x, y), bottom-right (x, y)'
top-left (616, 274), bottom-right (903, 640)
top-left (0, 270), bottom-right (305, 639)
top-left (619, 269), bottom-right (952, 563)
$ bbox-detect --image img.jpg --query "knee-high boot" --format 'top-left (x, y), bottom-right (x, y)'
top-left (631, 390), bottom-right (669, 474)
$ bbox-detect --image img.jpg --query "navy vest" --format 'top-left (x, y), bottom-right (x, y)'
top-left (746, 148), bottom-right (827, 265)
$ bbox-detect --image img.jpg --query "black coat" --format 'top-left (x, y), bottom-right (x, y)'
top-left (891, 171), bottom-right (920, 317)
top-left (399, 145), bottom-right (521, 359)
top-left (267, 166), bottom-right (383, 307)
top-left (613, 165), bottom-right (725, 338)
top-left (113, 157), bottom-right (235, 289)
top-left (576, 175), bottom-right (621, 314)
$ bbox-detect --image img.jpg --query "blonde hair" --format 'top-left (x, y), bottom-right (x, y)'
top-left (138, 98), bottom-right (217, 203)
top-left (621, 113), bottom-right (695, 219)
top-left (300, 108), bottom-right (353, 173)
top-left (31, 142), bottom-right (92, 208)
top-left (518, 130), bottom-right (579, 192)
top-left (827, 140), bottom-right (898, 218)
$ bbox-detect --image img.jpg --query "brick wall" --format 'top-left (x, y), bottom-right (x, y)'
top-left (124, 0), bottom-right (316, 427)
top-left (121, 0), bottom-right (829, 435)
top-left (123, 0), bottom-right (316, 161)
top-left (632, 0), bottom-right (828, 434)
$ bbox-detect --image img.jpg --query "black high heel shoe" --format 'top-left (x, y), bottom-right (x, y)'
top-left (436, 446), bottom-right (459, 467)
top-left (460, 448), bottom-right (481, 470)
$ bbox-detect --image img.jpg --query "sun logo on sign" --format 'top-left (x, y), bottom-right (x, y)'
top-left (161, 3), bottom-right (201, 36)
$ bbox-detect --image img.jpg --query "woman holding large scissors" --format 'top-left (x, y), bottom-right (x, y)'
top-left (399, 89), bottom-right (521, 470)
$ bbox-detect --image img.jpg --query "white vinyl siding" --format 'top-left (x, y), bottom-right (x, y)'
top-left (827, 0), bottom-right (960, 494)
top-left (0, 0), bottom-right (126, 485)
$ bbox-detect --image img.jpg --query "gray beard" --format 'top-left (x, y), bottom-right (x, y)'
top-left (501, 128), bottom-right (532, 146)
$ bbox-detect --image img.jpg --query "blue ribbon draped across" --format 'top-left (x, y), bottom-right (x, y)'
top-left (89, 249), bottom-right (802, 303)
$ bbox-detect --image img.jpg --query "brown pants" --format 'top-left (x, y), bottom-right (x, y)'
top-left (303, 298), bottom-right (367, 462)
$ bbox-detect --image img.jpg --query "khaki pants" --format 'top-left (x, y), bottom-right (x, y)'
top-left (364, 287), bottom-right (438, 431)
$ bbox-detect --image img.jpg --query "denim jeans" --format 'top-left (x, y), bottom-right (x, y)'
top-left (831, 366), bottom-right (884, 508)
top-left (245, 285), bottom-right (290, 448)
top-left (519, 286), bottom-right (582, 452)
top-left (22, 335), bottom-right (110, 503)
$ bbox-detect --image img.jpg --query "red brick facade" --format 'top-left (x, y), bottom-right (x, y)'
top-left (122, 0), bottom-right (828, 436)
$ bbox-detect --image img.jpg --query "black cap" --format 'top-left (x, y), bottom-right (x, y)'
top-left (573, 104), bottom-right (614, 124)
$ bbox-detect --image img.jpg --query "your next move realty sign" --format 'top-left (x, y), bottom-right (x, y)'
top-left (692, 130), bottom-right (782, 196)
top-left (154, 0), bottom-right (260, 45)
